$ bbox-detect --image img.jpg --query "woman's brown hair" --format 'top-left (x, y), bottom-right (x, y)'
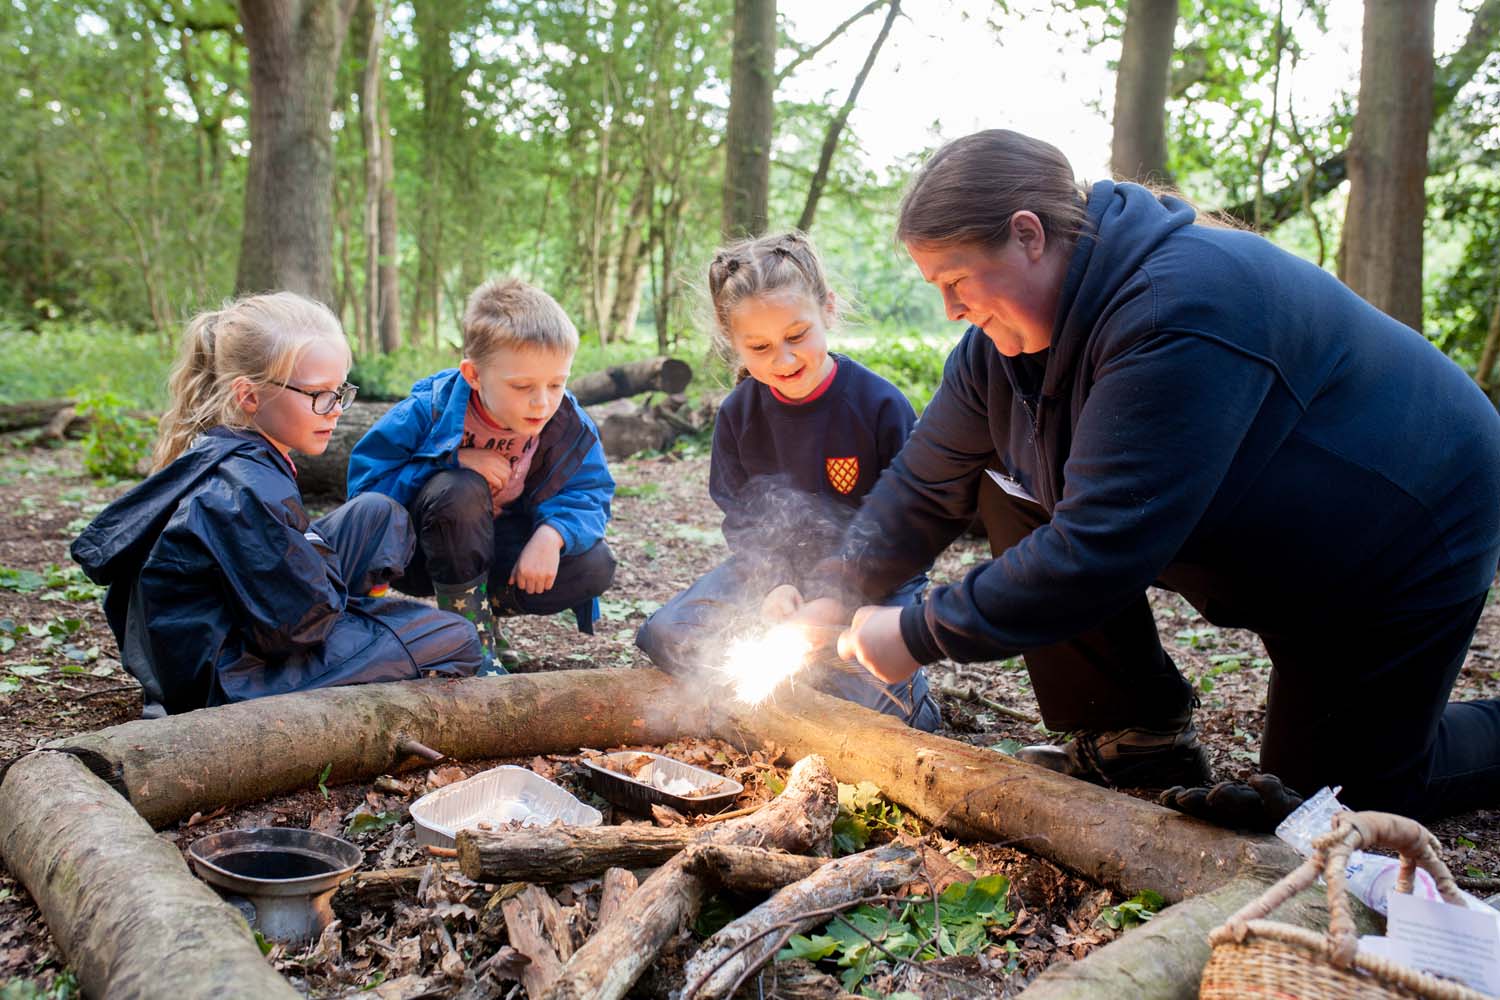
top-left (896, 129), bottom-right (1090, 250)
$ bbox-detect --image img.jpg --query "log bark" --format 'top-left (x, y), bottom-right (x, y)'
top-left (1014, 867), bottom-right (1380, 1000)
top-left (541, 755), bottom-right (839, 1000)
top-left (0, 751), bottom-right (297, 999)
top-left (683, 844), bottom-right (832, 892)
top-left (457, 824), bottom-right (699, 883)
top-left (0, 398), bottom-right (75, 432)
top-left (681, 843), bottom-right (920, 999)
top-left (720, 687), bottom-right (1300, 904)
top-left (595, 867), bottom-right (638, 927)
top-left (500, 886), bottom-right (566, 997)
top-left (568, 356), bottom-right (692, 406)
top-left (39, 668), bottom-right (704, 829)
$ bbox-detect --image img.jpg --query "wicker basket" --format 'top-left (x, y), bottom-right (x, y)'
top-left (1199, 810), bottom-right (1495, 1000)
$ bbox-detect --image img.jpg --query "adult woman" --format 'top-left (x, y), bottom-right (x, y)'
top-left (798, 130), bottom-right (1500, 827)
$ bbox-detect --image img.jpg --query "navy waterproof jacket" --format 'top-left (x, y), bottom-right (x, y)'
top-left (72, 428), bottom-right (470, 714)
top-left (813, 180), bottom-right (1500, 665)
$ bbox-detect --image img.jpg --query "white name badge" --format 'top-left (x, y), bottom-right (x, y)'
top-left (986, 468), bottom-right (1041, 505)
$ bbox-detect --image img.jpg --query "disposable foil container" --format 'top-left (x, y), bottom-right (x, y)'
top-left (582, 751), bottom-right (743, 815)
top-left (410, 765), bottom-right (602, 848)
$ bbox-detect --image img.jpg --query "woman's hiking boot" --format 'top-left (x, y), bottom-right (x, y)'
top-left (433, 576), bottom-right (520, 675)
top-left (1014, 715), bottom-right (1211, 789)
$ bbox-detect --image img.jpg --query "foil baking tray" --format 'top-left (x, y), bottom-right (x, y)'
top-left (582, 751), bottom-right (743, 815)
top-left (410, 765), bottom-right (602, 848)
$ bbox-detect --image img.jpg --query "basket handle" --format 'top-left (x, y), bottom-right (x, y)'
top-left (1208, 810), bottom-right (1467, 968)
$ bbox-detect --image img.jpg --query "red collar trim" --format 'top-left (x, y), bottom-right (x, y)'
top-left (467, 391), bottom-right (509, 431)
top-left (770, 358), bottom-right (838, 405)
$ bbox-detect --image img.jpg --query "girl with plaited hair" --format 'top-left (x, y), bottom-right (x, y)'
top-left (793, 129), bottom-right (1500, 829)
top-left (636, 231), bottom-right (940, 729)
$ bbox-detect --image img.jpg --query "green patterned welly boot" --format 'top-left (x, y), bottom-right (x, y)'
top-left (433, 576), bottom-right (520, 675)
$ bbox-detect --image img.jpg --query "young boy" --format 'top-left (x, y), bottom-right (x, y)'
top-left (348, 278), bottom-right (615, 671)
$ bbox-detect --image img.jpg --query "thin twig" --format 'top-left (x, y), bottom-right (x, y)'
top-left (75, 683), bottom-right (141, 701)
top-left (699, 803), bottom-right (764, 824)
top-left (934, 677), bottom-right (1040, 724)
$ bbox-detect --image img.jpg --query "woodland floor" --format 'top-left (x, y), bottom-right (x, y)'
top-left (1, 435), bottom-right (1497, 996)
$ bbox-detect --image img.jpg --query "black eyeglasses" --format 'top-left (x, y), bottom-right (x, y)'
top-left (280, 382), bottom-right (358, 414)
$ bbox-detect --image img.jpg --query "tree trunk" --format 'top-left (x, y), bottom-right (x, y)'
top-left (724, 687), bottom-right (1301, 905)
top-left (0, 751), bottom-right (298, 999)
top-left (1110, 0), bottom-right (1178, 184)
top-left (797, 0), bottom-right (901, 232)
top-left (605, 175), bottom-right (652, 342)
top-left (721, 0), bottom-right (776, 239)
top-left (235, 0), bottom-right (356, 303)
top-left (358, 0), bottom-right (385, 355)
top-left (541, 755), bottom-right (839, 1000)
top-left (1338, 0), bottom-right (1436, 330)
top-left (39, 669), bottom-right (703, 829)
top-left (680, 843), bottom-right (919, 999)
top-left (1476, 258), bottom-right (1500, 395)
top-left (377, 73), bottom-right (400, 353)
top-left (457, 825), bottom-right (700, 883)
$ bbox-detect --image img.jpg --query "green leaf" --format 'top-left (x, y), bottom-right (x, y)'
top-left (10, 664), bottom-right (49, 677)
top-left (0, 678), bottom-right (21, 696)
top-left (253, 930), bottom-right (273, 956)
top-left (317, 761), bottom-right (333, 798)
top-left (345, 810), bottom-right (401, 836)
top-left (1457, 835), bottom-right (1477, 849)
top-left (0, 567), bottom-right (46, 592)
top-left (992, 738), bottom-right (1023, 756)
top-left (778, 933), bottom-right (840, 961)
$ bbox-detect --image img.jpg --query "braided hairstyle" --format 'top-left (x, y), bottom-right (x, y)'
top-left (706, 230), bottom-right (834, 382)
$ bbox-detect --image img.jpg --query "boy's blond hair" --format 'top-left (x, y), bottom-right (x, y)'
top-left (462, 277), bottom-right (579, 364)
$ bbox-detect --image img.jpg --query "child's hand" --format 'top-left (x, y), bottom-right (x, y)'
top-left (511, 524), bottom-right (564, 594)
top-left (760, 584), bottom-right (804, 623)
top-left (457, 448), bottom-right (511, 511)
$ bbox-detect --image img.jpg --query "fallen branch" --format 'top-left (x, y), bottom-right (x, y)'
top-left (38, 668), bottom-right (703, 828)
top-left (682, 844), bottom-right (832, 892)
top-left (500, 886), bottom-right (567, 997)
top-left (568, 356), bottom-right (692, 406)
top-left (0, 751), bottom-right (296, 999)
top-left (681, 842), bottom-right (921, 999)
top-left (457, 824), bottom-right (698, 883)
top-left (720, 686), bottom-right (1301, 904)
top-left (1014, 867), bottom-right (1380, 999)
top-left (933, 674), bottom-right (1041, 724)
top-left (541, 754), bottom-right (839, 1000)
top-left (595, 867), bottom-right (638, 927)
top-left (332, 862), bottom-right (463, 924)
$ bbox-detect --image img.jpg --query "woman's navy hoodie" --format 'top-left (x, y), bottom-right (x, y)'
top-left (813, 180), bottom-right (1500, 665)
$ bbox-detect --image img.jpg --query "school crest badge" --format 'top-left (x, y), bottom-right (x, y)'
top-left (826, 456), bottom-right (859, 495)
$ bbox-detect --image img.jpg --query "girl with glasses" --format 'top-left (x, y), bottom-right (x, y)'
top-left (72, 291), bottom-right (483, 717)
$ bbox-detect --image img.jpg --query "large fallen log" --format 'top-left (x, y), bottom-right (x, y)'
top-left (680, 842), bottom-right (922, 1000)
top-left (0, 397), bottom-right (75, 432)
top-left (457, 824), bottom-right (699, 882)
top-left (541, 755), bottom-right (839, 1000)
top-left (0, 751), bottom-right (297, 999)
top-left (568, 356), bottom-right (692, 406)
top-left (1014, 866), bottom-right (1379, 1000)
top-left (34, 669), bottom-right (702, 828)
top-left (720, 687), bottom-right (1300, 904)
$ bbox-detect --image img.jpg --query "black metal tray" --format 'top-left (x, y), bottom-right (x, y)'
top-left (582, 751), bottom-right (743, 815)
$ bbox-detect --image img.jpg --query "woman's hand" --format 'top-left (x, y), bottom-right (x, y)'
top-left (837, 605), bottom-right (920, 684)
top-left (511, 524), bottom-right (564, 594)
top-left (457, 448), bottom-right (511, 512)
top-left (760, 584), bottom-right (804, 623)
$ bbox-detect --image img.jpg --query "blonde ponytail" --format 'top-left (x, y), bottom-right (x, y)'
top-left (151, 292), bottom-right (348, 471)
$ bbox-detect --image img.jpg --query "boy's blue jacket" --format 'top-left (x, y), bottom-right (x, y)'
top-left (346, 368), bottom-right (613, 555)
top-left (71, 429), bottom-right (472, 714)
top-left (813, 180), bottom-right (1500, 665)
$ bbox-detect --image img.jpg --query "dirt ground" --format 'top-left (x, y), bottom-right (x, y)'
top-left (1, 435), bottom-right (1497, 995)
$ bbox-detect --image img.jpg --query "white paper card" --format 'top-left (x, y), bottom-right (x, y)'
top-left (1385, 891), bottom-right (1500, 995)
top-left (985, 468), bottom-right (1040, 505)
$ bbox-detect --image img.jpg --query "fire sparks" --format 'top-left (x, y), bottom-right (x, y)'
top-left (719, 624), bottom-right (820, 705)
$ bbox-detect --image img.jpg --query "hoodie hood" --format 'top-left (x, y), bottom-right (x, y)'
top-left (71, 429), bottom-right (287, 585)
top-left (1039, 180), bottom-right (1197, 397)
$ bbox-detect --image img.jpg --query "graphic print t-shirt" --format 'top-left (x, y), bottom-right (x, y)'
top-left (462, 394), bottom-right (537, 511)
